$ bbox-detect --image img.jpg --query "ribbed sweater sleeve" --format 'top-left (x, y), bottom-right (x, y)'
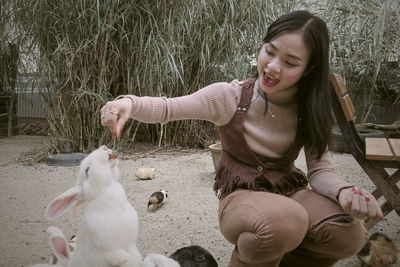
top-left (306, 146), bottom-right (355, 201)
top-left (125, 80), bottom-right (242, 126)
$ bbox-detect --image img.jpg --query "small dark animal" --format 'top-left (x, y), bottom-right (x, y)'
top-left (357, 232), bottom-right (398, 267)
top-left (170, 245), bottom-right (218, 267)
top-left (148, 189), bottom-right (168, 211)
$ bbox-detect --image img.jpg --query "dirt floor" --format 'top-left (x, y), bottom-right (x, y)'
top-left (0, 135), bottom-right (399, 267)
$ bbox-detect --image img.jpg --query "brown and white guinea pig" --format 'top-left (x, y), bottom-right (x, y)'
top-left (169, 245), bottom-right (218, 267)
top-left (357, 232), bottom-right (398, 267)
top-left (148, 189), bottom-right (168, 211)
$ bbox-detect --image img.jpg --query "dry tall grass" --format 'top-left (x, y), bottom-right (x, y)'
top-left (321, 0), bottom-right (400, 121)
top-left (2, 0), bottom-right (399, 151)
top-left (9, 0), bottom-right (309, 151)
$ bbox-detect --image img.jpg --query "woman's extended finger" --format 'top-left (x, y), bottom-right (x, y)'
top-left (375, 203), bottom-right (384, 221)
top-left (364, 193), bottom-right (376, 218)
top-left (350, 187), bottom-right (361, 217)
top-left (114, 112), bottom-right (130, 138)
top-left (368, 193), bottom-right (384, 221)
top-left (358, 189), bottom-right (368, 218)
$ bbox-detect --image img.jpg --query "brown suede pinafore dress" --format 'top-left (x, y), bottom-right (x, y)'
top-left (213, 78), bottom-right (308, 199)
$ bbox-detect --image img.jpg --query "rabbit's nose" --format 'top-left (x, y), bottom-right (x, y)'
top-left (101, 145), bottom-right (113, 153)
top-left (99, 145), bottom-right (108, 150)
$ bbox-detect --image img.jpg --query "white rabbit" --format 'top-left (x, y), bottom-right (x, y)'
top-left (143, 253), bottom-right (180, 267)
top-left (45, 145), bottom-right (142, 267)
top-left (27, 226), bottom-right (72, 267)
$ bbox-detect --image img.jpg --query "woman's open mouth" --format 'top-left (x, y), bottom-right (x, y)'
top-left (263, 72), bottom-right (279, 87)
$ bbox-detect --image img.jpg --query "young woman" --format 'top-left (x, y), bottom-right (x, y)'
top-left (101, 10), bottom-right (383, 267)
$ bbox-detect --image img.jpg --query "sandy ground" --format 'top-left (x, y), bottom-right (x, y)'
top-left (0, 135), bottom-right (399, 267)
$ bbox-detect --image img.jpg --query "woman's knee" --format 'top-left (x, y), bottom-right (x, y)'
top-left (219, 191), bottom-right (309, 261)
top-left (308, 214), bottom-right (368, 259)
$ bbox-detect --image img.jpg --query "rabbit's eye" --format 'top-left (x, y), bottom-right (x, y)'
top-left (85, 167), bottom-right (90, 177)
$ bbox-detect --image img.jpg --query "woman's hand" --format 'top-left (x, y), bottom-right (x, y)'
top-left (100, 98), bottom-right (133, 138)
top-left (338, 186), bottom-right (384, 221)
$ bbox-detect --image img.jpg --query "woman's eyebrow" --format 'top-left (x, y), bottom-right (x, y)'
top-left (268, 43), bottom-right (304, 62)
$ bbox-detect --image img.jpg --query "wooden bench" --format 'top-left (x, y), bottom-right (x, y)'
top-left (330, 73), bottom-right (400, 229)
top-left (0, 95), bottom-right (14, 137)
top-left (366, 138), bottom-right (400, 162)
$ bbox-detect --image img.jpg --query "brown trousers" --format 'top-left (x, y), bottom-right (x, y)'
top-left (218, 189), bottom-right (367, 267)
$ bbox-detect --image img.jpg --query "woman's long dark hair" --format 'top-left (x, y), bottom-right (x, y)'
top-left (263, 10), bottom-right (333, 159)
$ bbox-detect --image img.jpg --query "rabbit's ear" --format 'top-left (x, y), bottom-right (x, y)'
top-left (67, 198), bottom-right (85, 219)
top-left (45, 187), bottom-right (81, 220)
top-left (50, 236), bottom-right (70, 264)
top-left (47, 226), bottom-right (71, 265)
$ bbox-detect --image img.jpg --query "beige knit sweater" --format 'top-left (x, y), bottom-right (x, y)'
top-left (122, 79), bottom-right (353, 201)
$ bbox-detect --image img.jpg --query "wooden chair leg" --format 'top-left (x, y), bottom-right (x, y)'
top-left (370, 169), bottom-right (400, 202)
top-left (366, 170), bottom-right (400, 229)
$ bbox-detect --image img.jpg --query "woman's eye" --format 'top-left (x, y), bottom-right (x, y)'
top-left (265, 49), bottom-right (273, 56)
top-left (286, 61), bottom-right (297, 67)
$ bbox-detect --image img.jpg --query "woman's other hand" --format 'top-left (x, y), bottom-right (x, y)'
top-left (338, 186), bottom-right (384, 221)
top-left (100, 98), bottom-right (132, 138)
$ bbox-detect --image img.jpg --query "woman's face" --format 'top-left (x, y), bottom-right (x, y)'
top-left (257, 31), bottom-right (310, 94)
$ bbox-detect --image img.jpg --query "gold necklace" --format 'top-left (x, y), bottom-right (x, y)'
top-left (268, 104), bottom-right (276, 118)
top-left (263, 92), bottom-right (276, 118)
